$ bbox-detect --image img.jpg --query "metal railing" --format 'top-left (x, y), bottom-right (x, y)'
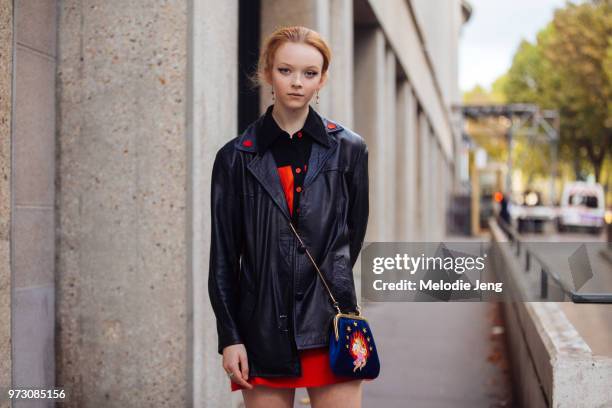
top-left (495, 217), bottom-right (612, 303)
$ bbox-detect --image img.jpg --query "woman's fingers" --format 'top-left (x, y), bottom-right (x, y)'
top-left (239, 351), bottom-right (250, 380)
top-left (222, 343), bottom-right (253, 389)
top-left (229, 362), bottom-right (253, 389)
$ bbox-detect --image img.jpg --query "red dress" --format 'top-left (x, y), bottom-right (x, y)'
top-left (230, 346), bottom-right (357, 391)
top-left (230, 143), bottom-right (359, 391)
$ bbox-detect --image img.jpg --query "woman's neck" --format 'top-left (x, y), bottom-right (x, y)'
top-left (271, 103), bottom-right (309, 137)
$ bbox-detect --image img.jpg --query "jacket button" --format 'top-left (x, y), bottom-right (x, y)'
top-left (297, 244), bottom-right (306, 254)
top-left (295, 292), bottom-right (304, 300)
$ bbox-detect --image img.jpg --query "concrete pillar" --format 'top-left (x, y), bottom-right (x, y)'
top-left (56, 1), bottom-right (189, 406)
top-left (354, 27), bottom-right (385, 242)
top-left (416, 111), bottom-right (430, 241)
top-left (439, 148), bottom-right (444, 239)
top-left (437, 142), bottom-right (445, 239)
top-left (382, 47), bottom-right (397, 240)
top-left (443, 150), bottom-right (450, 237)
top-left (431, 130), bottom-right (442, 241)
top-left (190, 0), bottom-right (240, 406)
top-left (396, 80), bottom-right (417, 241)
top-left (328, 0), bottom-right (353, 127)
top-left (12, 0), bottom-right (58, 399)
top-left (429, 134), bottom-right (439, 240)
top-left (0, 0), bottom-right (13, 399)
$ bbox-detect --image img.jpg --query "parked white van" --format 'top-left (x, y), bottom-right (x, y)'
top-left (557, 181), bottom-right (605, 234)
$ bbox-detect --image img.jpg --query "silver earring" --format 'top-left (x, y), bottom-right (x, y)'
top-left (271, 88), bottom-right (275, 102)
top-left (316, 91), bottom-right (320, 105)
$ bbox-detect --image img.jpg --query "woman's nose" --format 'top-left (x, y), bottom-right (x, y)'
top-left (291, 74), bottom-right (303, 87)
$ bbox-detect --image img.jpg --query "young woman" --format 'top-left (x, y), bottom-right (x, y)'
top-left (208, 26), bottom-right (370, 408)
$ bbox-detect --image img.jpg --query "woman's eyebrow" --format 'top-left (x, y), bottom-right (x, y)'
top-left (278, 62), bottom-right (320, 70)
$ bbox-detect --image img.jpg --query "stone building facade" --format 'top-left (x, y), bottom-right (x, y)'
top-left (1, 1), bottom-right (471, 406)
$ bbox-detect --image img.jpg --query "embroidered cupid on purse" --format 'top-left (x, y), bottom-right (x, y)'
top-left (288, 222), bottom-right (381, 380)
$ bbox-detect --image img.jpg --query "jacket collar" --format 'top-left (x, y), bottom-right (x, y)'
top-left (234, 106), bottom-right (343, 221)
top-left (234, 105), bottom-right (343, 155)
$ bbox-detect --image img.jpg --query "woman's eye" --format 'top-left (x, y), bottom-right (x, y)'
top-left (278, 68), bottom-right (290, 74)
top-left (306, 71), bottom-right (318, 78)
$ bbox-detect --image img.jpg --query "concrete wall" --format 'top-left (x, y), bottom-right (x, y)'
top-left (395, 79), bottom-right (418, 242)
top-left (354, 26), bottom-right (386, 242)
top-left (11, 2), bottom-right (58, 406)
top-left (2, 1), bottom-right (467, 407)
top-left (410, 0), bottom-right (464, 107)
top-left (490, 220), bottom-right (612, 407)
top-left (0, 0), bottom-right (12, 403)
top-left (328, 0), bottom-right (354, 128)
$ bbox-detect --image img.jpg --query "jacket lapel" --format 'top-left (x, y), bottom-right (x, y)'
top-left (246, 150), bottom-right (292, 221)
top-left (235, 108), bottom-right (344, 220)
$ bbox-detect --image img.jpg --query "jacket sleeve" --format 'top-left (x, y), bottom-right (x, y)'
top-left (347, 139), bottom-right (369, 270)
top-left (208, 148), bottom-right (244, 355)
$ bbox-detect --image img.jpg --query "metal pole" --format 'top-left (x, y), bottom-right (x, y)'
top-left (540, 268), bottom-right (548, 299)
top-left (552, 114), bottom-right (560, 205)
top-left (506, 127), bottom-right (513, 194)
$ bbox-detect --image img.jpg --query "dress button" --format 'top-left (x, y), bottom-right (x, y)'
top-left (297, 131), bottom-right (303, 138)
top-left (296, 186), bottom-right (302, 193)
top-left (295, 167), bottom-right (301, 174)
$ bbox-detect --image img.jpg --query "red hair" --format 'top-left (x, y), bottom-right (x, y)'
top-left (250, 26), bottom-right (332, 89)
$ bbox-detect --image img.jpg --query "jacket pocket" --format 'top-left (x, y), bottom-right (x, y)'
top-left (321, 162), bottom-right (349, 173)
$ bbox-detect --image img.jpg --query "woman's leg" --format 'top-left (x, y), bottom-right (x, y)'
top-left (306, 379), bottom-right (363, 408)
top-left (241, 386), bottom-right (296, 408)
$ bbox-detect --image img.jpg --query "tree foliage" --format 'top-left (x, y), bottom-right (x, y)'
top-left (503, 0), bottom-right (612, 183)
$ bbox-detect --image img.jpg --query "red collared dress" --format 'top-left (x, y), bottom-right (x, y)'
top-left (230, 123), bottom-right (356, 392)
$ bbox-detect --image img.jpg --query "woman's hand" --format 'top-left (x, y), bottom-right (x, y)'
top-left (222, 344), bottom-right (253, 389)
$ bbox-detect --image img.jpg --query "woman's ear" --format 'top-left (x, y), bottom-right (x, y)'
top-left (318, 71), bottom-right (329, 90)
top-left (262, 69), bottom-right (273, 87)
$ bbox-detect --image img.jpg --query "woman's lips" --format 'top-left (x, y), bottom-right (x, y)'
top-left (288, 94), bottom-right (304, 97)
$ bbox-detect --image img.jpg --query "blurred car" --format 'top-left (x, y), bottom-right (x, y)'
top-left (557, 181), bottom-right (605, 234)
top-left (510, 190), bottom-right (556, 233)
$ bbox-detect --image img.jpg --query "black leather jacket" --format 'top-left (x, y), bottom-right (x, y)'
top-left (208, 108), bottom-right (369, 377)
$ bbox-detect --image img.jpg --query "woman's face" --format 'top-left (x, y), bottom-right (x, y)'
top-left (267, 42), bottom-right (327, 109)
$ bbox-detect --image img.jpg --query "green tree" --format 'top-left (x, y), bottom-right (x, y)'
top-left (503, 0), bottom-right (612, 183)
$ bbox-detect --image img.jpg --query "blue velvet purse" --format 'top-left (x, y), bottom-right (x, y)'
top-left (289, 222), bottom-right (381, 380)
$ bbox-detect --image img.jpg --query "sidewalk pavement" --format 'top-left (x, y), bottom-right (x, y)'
top-left (359, 302), bottom-right (512, 407)
top-left (292, 234), bottom-right (513, 407)
top-left (293, 301), bottom-right (512, 408)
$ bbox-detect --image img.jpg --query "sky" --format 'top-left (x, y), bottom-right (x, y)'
top-left (459, 0), bottom-right (570, 93)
